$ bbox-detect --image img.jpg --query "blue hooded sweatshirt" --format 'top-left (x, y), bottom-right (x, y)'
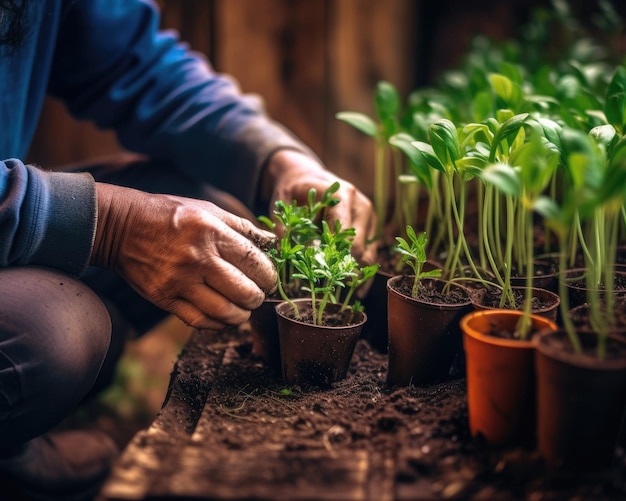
top-left (0, 0), bottom-right (310, 276)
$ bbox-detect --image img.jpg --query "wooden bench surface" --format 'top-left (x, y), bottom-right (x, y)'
top-left (97, 326), bottom-right (626, 501)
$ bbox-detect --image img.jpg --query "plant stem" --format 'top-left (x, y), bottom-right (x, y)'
top-left (499, 195), bottom-right (516, 308)
top-left (317, 293), bottom-right (328, 326)
top-left (515, 208), bottom-right (534, 339)
top-left (558, 238), bottom-right (582, 353)
top-left (391, 148), bottom-right (406, 232)
top-left (277, 279), bottom-right (299, 318)
top-left (374, 136), bottom-right (388, 239)
top-left (481, 184), bottom-right (506, 288)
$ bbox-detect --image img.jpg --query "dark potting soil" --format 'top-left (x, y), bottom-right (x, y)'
top-left (564, 270), bottom-right (626, 292)
top-left (281, 300), bottom-right (363, 327)
top-left (511, 260), bottom-right (559, 279)
top-left (474, 286), bottom-right (553, 311)
top-left (100, 325), bottom-right (626, 501)
top-left (483, 322), bottom-right (544, 341)
top-left (538, 329), bottom-right (626, 362)
top-left (570, 299), bottom-right (626, 337)
top-left (393, 275), bottom-right (470, 305)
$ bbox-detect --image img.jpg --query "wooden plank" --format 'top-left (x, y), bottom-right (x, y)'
top-left (26, 98), bottom-right (122, 169)
top-left (27, 0), bottom-right (208, 170)
top-left (150, 449), bottom-right (369, 500)
top-left (98, 323), bottom-right (622, 501)
top-left (325, 0), bottom-right (418, 198)
top-left (99, 328), bottom-right (232, 501)
top-left (213, 0), bottom-right (327, 160)
top-left (100, 326), bottom-right (376, 501)
top-left (160, 0), bottom-right (213, 56)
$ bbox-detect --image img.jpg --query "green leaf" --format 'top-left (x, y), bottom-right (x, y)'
top-left (595, 160), bottom-right (626, 206)
top-left (471, 90), bottom-right (494, 122)
top-left (533, 196), bottom-right (560, 221)
top-left (389, 133), bottom-right (433, 189)
top-left (411, 141), bottom-right (446, 173)
top-left (429, 119), bottom-right (460, 167)
top-left (257, 215), bottom-right (275, 230)
top-left (609, 135), bottom-right (626, 168)
top-left (480, 163), bottom-right (522, 196)
top-left (589, 124), bottom-right (617, 151)
top-left (490, 113), bottom-right (529, 162)
top-left (511, 137), bottom-right (559, 195)
top-left (375, 81), bottom-right (400, 121)
top-left (335, 111), bottom-right (378, 137)
top-left (421, 269), bottom-right (443, 278)
top-left (559, 127), bottom-right (599, 188)
top-left (604, 66), bottom-right (626, 134)
top-left (455, 156), bottom-right (487, 180)
top-left (526, 117), bottom-right (562, 150)
top-left (461, 123), bottom-right (492, 146)
top-left (489, 73), bottom-right (522, 109)
top-left (498, 61), bottom-right (523, 85)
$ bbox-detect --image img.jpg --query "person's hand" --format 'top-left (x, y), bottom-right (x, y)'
top-left (262, 149), bottom-right (378, 266)
top-left (91, 183), bottom-right (278, 330)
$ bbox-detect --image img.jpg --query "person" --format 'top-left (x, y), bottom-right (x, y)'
top-left (0, 1), bottom-right (377, 499)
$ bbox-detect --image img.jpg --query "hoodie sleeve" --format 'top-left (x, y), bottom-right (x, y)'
top-left (0, 160), bottom-right (97, 276)
top-left (47, 0), bottom-right (316, 211)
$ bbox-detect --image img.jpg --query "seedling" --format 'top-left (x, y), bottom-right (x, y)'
top-left (259, 182), bottom-right (341, 301)
top-left (336, 81), bottom-right (408, 241)
top-left (261, 184), bottom-right (378, 325)
top-left (393, 226), bottom-right (442, 299)
top-left (479, 122), bottom-right (560, 338)
top-left (290, 220), bottom-right (379, 325)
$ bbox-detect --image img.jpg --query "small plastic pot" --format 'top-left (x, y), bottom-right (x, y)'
top-left (461, 309), bottom-right (557, 446)
top-left (275, 299), bottom-right (366, 388)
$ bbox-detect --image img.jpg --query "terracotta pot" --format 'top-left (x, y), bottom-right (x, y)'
top-left (470, 285), bottom-right (560, 324)
top-left (386, 276), bottom-right (472, 386)
top-left (361, 259), bottom-right (441, 354)
top-left (461, 310), bottom-right (557, 446)
top-left (535, 330), bottom-right (626, 471)
top-left (249, 297), bottom-right (283, 375)
top-left (275, 299), bottom-right (366, 388)
top-left (559, 268), bottom-right (626, 309)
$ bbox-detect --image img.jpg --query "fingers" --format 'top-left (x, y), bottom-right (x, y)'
top-left (148, 266), bottom-right (267, 330)
top-left (352, 198), bottom-right (379, 265)
top-left (113, 194), bottom-right (278, 329)
top-left (203, 254), bottom-right (270, 308)
top-left (323, 184), bottom-right (379, 266)
top-left (211, 229), bottom-right (278, 296)
top-left (211, 204), bottom-right (278, 253)
top-left (165, 281), bottom-right (259, 330)
top-left (167, 299), bottom-right (233, 331)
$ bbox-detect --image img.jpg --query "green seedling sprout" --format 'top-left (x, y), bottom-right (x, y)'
top-left (260, 183), bottom-right (378, 325)
top-left (480, 124), bottom-right (560, 338)
top-left (537, 92), bottom-right (626, 358)
top-left (409, 118), bottom-right (486, 282)
top-left (291, 220), bottom-right (379, 325)
top-left (394, 226), bottom-right (442, 299)
top-left (336, 81), bottom-right (407, 241)
top-left (259, 182), bottom-right (342, 309)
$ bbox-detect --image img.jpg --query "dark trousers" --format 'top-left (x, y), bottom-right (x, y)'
top-left (0, 154), bottom-right (256, 451)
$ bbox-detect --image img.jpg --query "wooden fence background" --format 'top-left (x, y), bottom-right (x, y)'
top-left (25, 0), bottom-right (554, 199)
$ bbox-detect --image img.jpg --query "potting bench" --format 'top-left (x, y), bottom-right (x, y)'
top-left (97, 325), bottom-right (626, 501)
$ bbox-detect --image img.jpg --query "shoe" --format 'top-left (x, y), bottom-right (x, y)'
top-left (0, 429), bottom-right (119, 501)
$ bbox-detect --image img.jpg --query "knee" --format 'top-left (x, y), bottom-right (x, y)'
top-left (0, 266), bottom-right (112, 407)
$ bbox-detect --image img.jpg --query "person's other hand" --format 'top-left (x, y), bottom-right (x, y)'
top-left (91, 183), bottom-right (278, 330)
top-left (262, 149), bottom-right (378, 266)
